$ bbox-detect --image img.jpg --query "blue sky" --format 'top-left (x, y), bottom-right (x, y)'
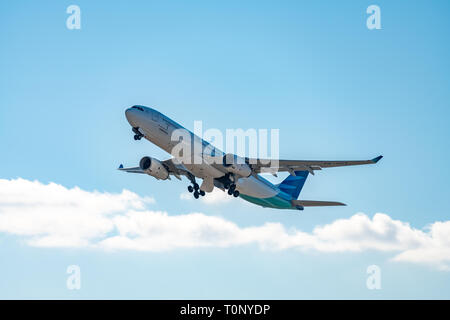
top-left (1, 0), bottom-right (450, 299)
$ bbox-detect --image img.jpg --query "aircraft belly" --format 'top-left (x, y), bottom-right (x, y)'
top-left (239, 193), bottom-right (293, 209)
top-left (184, 163), bottom-right (224, 179)
top-left (236, 176), bottom-right (278, 198)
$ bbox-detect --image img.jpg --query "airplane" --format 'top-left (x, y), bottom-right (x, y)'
top-left (119, 105), bottom-right (382, 210)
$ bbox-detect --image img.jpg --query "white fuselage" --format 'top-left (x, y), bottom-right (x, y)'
top-left (125, 106), bottom-right (281, 200)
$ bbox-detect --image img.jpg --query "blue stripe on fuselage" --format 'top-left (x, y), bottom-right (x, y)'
top-left (238, 174), bottom-right (296, 209)
top-left (239, 189), bottom-right (293, 209)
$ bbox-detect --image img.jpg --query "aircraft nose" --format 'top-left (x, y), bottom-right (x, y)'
top-left (125, 107), bottom-right (138, 126)
top-left (125, 107), bottom-right (132, 118)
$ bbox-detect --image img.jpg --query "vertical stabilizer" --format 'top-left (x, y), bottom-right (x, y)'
top-left (278, 171), bottom-right (309, 199)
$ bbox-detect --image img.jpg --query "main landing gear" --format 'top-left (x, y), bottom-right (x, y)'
top-left (132, 127), bottom-right (144, 140)
top-left (187, 182), bottom-right (205, 199)
top-left (217, 174), bottom-right (240, 198)
top-left (224, 182), bottom-right (240, 198)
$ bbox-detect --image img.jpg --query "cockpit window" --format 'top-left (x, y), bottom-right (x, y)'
top-left (132, 106), bottom-right (144, 111)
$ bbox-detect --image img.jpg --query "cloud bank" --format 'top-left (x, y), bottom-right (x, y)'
top-left (1, 178), bottom-right (449, 270)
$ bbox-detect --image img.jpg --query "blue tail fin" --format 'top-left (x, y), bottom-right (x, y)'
top-left (278, 171), bottom-right (309, 199)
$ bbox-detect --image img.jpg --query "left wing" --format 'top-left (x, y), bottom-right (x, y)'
top-left (118, 158), bottom-right (193, 180)
top-left (118, 164), bottom-right (146, 174)
top-left (249, 155), bottom-right (383, 175)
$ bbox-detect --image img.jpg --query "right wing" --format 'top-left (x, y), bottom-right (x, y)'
top-left (249, 155), bottom-right (383, 175)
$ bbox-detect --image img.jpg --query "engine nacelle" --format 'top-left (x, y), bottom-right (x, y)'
top-left (222, 154), bottom-right (252, 178)
top-left (139, 156), bottom-right (169, 180)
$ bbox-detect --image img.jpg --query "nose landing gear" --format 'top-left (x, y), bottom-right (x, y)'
top-left (132, 127), bottom-right (144, 141)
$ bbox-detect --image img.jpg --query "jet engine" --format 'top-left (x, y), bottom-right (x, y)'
top-left (222, 154), bottom-right (252, 178)
top-left (139, 156), bottom-right (169, 180)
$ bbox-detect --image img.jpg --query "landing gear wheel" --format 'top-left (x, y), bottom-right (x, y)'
top-left (199, 190), bottom-right (205, 197)
top-left (233, 190), bottom-right (240, 197)
top-left (228, 183), bottom-right (236, 196)
top-left (193, 183), bottom-right (199, 191)
top-left (193, 191), bottom-right (199, 199)
top-left (187, 185), bottom-right (194, 193)
top-left (132, 127), bottom-right (143, 140)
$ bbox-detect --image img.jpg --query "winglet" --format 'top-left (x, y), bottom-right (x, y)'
top-left (371, 155), bottom-right (383, 163)
top-left (118, 164), bottom-right (124, 169)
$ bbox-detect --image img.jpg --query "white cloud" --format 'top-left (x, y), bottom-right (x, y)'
top-left (1, 178), bottom-right (450, 270)
top-left (0, 178), bottom-right (154, 248)
top-left (201, 188), bottom-right (234, 205)
top-left (179, 192), bottom-right (192, 201)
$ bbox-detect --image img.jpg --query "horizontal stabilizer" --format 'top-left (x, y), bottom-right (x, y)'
top-left (292, 200), bottom-right (346, 208)
top-left (118, 164), bottom-right (146, 174)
